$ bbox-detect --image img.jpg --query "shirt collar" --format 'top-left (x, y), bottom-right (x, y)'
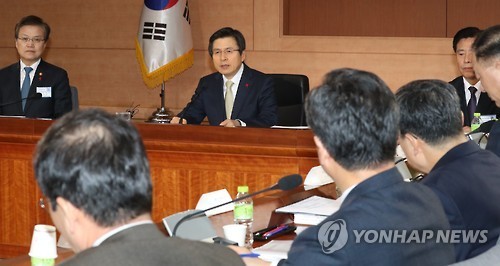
top-left (337, 184), bottom-right (356, 203)
top-left (223, 63), bottom-right (245, 89)
top-left (20, 59), bottom-right (41, 73)
top-left (463, 77), bottom-right (482, 92)
top-left (92, 220), bottom-right (154, 247)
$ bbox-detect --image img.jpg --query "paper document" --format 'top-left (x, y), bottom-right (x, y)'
top-left (253, 240), bottom-right (294, 262)
top-left (293, 213), bottom-right (328, 225)
top-left (275, 195), bottom-right (340, 216)
top-left (271, 125), bottom-right (310, 129)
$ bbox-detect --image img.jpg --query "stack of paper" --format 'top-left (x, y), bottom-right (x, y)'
top-left (253, 240), bottom-right (294, 262)
top-left (275, 196), bottom-right (341, 225)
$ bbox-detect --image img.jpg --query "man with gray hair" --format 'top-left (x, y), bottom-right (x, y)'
top-left (34, 109), bottom-right (243, 265)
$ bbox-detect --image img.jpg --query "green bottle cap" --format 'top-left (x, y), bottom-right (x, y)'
top-left (474, 113), bottom-right (481, 117)
top-left (237, 186), bottom-right (249, 193)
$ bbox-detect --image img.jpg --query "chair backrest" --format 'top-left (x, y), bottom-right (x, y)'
top-left (466, 132), bottom-right (488, 149)
top-left (395, 156), bottom-right (412, 181)
top-left (70, 86), bottom-right (79, 110)
top-left (394, 156), bottom-right (425, 182)
top-left (269, 74), bottom-right (309, 126)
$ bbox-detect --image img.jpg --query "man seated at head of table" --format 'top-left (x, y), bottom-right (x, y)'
top-left (171, 27), bottom-right (277, 127)
top-left (33, 108), bottom-right (244, 265)
top-left (234, 68), bottom-right (455, 265)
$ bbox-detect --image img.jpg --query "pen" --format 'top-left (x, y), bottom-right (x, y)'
top-left (240, 253), bottom-right (260, 258)
top-left (262, 224), bottom-right (289, 237)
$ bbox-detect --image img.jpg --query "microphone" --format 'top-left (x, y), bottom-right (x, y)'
top-left (178, 86), bottom-right (205, 124)
top-left (0, 93), bottom-right (42, 108)
top-left (171, 174), bottom-right (303, 237)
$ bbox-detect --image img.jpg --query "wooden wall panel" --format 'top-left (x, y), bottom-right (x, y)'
top-left (285, 0), bottom-right (446, 37)
top-left (0, 0), bottom-right (462, 120)
top-left (251, 51), bottom-right (458, 91)
top-left (447, 0), bottom-right (500, 37)
top-left (191, 0), bottom-right (255, 51)
top-left (0, 0), bottom-right (141, 49)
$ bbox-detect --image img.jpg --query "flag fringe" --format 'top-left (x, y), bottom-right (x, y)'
top-left (135, 38), bottom-right (194, 89)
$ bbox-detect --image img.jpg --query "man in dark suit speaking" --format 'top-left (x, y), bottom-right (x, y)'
top-left (172, 27), bottom-right (277, 127)
top-left (0, 15), bottom-right (72, 119)
top-left (34, 109), bottom-right (244, 265)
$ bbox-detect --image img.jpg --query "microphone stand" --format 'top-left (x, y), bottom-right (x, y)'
top-left (147, 82), bottom-right (174, 123)
top-left (0, 93), bottom-right (43, 108)
top-left (172, 184), bottom-right (278, 237)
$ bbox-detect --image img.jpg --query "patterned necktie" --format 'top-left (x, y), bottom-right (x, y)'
top-left (467, 86), bottom-right (477, 122)
top-left (225, 80), bottom-right (234, 119)
top-left (21, 67), bottom-right (33, 111)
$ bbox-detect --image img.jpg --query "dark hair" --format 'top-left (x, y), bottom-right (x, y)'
top-left (305, 68), bottom-right (398, 170)
top-left (33, 109), bottom-right (152, 227)
top-left (452, 27), bottom-right (481, 52)
top-left (208, 27), bottom-right (246, 57)
top-left (473, 24), bottom-right (500, 64)
top-left (15, 15), bottom-right (51, 40)
top-left (396, 80), bottom-right (463, 145)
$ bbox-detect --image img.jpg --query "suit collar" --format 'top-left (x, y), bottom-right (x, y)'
top-left (231, 64), bottom-right (253, 118)
top-left (431, 141), bottom-right (481, 172)
top-left (341, 167), bottom-right (402, 207)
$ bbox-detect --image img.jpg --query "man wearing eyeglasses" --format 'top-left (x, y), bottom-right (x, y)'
top-left (172, 27), bottom-right (277, 127)
top-left (0, 15), bottom-right (72, 119)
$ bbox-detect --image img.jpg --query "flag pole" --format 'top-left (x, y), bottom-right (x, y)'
top-left (147, 82), bottom-right (173, 123)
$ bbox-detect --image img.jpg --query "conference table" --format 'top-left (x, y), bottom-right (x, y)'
top-left (0, 184), bottom-right (337, 265)
top-left (0, 117), bottom-right (320, 259)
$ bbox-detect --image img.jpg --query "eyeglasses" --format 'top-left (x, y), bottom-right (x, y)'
top-left (212, 48), bottom-right (240, 57)
top-left (17, 37), bottom-right (45, 44)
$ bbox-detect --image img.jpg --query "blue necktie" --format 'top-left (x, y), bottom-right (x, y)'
top-left (21, 67), bottom-right (33, 111)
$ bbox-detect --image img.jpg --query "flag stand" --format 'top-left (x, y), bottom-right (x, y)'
top-left (147, 82), bottom-right (173, 123)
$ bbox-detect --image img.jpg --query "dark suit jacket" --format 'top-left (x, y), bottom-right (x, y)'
top-left (280, 168), bottom-right (455, 266)
top-left (422, 141), bottom-right (500, 261)
top-left (60, 223), bottom-right (244, 266)
top-left (449, 76), bottom-right (500, 126)
top-left (0, 60), bottom-right (72, 119)
top-left (179, 64), bottom-right (277, 127)
top-left (486, 121), bottom-right (500, 157)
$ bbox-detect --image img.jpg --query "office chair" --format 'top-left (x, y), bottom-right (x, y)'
top-left (269, 74), bottom-right (309, 126)
top-left (466, 131), bottom-right (488, 149)
top-left (70, 86), bottom-right (79, 110)
top-left (394, 156), bottom-right (425, 182)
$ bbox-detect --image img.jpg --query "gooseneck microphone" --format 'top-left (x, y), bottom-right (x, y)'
top-left (0, 93), bottom-right (42, 108)
top-left (171, 174), bottom-right (303, 237)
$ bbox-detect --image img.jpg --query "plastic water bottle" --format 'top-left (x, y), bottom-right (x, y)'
top-left (234, 185), bottom-right (253, 248)
top-left (471, 112), bottom-right (481, 131)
